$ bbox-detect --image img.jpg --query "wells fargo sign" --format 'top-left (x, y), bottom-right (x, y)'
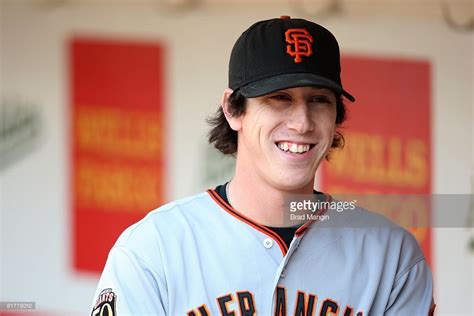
top-left (321, 56), bottom-right (432, 264)
top-left (70, 38), bottom-right (165, 272)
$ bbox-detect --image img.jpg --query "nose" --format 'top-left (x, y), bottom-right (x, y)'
top-left (287, 102), bottom-right (314, 134)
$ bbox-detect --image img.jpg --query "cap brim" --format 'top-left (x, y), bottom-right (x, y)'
top-left (239, 73), bottom-right (355, 102)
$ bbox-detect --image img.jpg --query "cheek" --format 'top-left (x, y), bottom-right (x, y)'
top-left (240, 112), bottom-right (269, 151)
top-left (314, 111), bottom-right (337, 137)
top-left (244, 108), bottom-right (281, 138)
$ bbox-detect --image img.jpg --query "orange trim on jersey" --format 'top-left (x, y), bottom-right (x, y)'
top-left (207, 189), bottom-right (289, 256)
top-left (295, 194), bottom-right (332, 237)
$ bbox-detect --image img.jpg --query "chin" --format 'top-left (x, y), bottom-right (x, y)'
top-left (269, 173), bottom-right (315, 192)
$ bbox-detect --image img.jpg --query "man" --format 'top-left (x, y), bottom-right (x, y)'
top-left (91, 16), bottom-right (435, 315)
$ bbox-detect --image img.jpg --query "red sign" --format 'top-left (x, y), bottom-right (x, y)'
top-left (321, 55), bottom-right (432, 264)
top-left (70, 38), bottom-right (165, 273)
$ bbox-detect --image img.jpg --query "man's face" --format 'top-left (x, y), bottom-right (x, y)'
top-left (233, 86), bottom-right (338, 191)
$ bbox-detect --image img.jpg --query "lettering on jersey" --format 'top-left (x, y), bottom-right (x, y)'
top-left (275, 286), bottom-right (287, 316)
top-left (294, 291), bottom-right (317, 316)
top-left (236, 291), bottom-right (256, 316)
top-left (217, 293), bottom-right (236, 316)
top-left (187, 304), bottom-right (211, 316)
top-left (274, 288), bottom-right (363, 316)
top-left (342, 305), bottom-right (363, 316)
top-left (343, 306), bottom-right (353, 316)
top-left (189, 289), bottom-right (363, 316)
top-left (320, 299), bottom-right (339, 316)
top-left (91, 288), bottom-right (116, 316)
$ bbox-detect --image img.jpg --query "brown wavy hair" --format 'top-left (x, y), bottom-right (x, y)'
top-left (207, 89), bottom-right (348, 158)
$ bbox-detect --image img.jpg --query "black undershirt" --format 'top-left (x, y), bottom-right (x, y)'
top-left (215, 183), bottom-right (300, 248)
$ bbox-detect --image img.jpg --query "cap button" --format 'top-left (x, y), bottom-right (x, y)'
top-left (280, 15), bottom-right (291, 20)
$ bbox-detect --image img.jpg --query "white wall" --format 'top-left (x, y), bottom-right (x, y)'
top-left (1, 1), bottom-right (473, 315)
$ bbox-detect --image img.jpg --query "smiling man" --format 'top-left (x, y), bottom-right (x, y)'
top-left (92, 16), bottom-right (435, 316)
top-left (215, 86), bottom-right (339, 227)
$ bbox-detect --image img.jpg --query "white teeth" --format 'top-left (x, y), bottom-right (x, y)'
top-left (277, 142), bottom-right (310, 154)
top-left (290, 143), bottom-right (298, 153)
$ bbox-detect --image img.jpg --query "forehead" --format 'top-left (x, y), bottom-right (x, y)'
top-left (266, 86), bottom-right (337, 97)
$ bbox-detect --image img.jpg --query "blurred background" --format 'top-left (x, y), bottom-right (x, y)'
top-left (0, 0), bottom-right (473, 315)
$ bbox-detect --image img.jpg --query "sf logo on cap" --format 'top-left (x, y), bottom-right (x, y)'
top-left (285, 28), bottom-right (314, 63)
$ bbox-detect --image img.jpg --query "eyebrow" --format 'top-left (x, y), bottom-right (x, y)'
top-left (278, 87), bottom-right (332, 93)
top-left (270, 87), bottom-right (336, 98)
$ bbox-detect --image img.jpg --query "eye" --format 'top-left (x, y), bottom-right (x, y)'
top-left (310, 96), bottom-right (332, 104)
top-left (309, 95), bottom-right (336, 105)
top-left (269, 93), bottom-right (291, 101)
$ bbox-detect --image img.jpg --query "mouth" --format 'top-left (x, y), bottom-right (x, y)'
top-left (275, 141), bottom-right (316, 155)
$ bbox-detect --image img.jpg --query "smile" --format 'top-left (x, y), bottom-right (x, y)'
top-left (275, 141), bottom-right (315, 154)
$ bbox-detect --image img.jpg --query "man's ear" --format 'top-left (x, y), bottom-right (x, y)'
top-left (221, 88), bottom-right (242, 131)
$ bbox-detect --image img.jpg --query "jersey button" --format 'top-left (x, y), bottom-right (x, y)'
top-left (263, 238), bottom-right (273, 248)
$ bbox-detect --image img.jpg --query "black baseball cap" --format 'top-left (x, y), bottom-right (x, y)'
top-left (229, 16), bottom-right (355, 102)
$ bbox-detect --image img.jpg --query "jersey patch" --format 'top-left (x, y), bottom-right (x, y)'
top-left (91, 288), bottom-right (116, 316)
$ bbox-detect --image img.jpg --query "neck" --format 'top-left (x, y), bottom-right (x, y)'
top-left (228, 160), bottom-right (315, 227)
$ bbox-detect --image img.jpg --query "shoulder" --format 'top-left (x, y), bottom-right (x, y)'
top-left (341, 204), bottom-right (422, 249)
top-left (318, 202), bottom-right (426, 273)
top-left (352, 205), bottom-right (421, 247)
top-left (326, 201), bottom-right (418, 235)
top-left (111, 191), bottom-right (215, 257)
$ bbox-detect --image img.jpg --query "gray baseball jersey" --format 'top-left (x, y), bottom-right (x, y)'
top-left (91, 190), bottom-right (435, 315)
